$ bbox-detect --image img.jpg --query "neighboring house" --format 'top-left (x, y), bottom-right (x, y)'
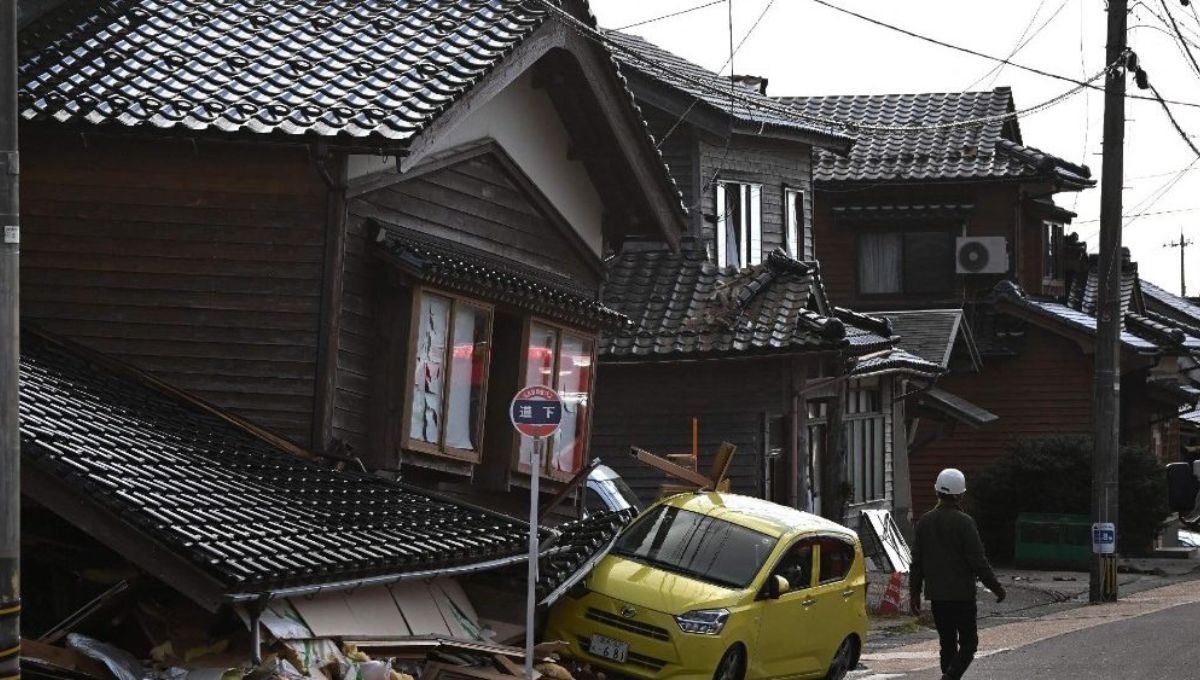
top-left (16, 0), bottom-right (688, 516)
top-left (1141, 280), bottom-right (1200, 460)
top-left (781, 87), bottom-right (1094, 309)
top-left (775, 88), bottom-right (1116, 515)
top-left (591, 33), bottom-right (959, 525)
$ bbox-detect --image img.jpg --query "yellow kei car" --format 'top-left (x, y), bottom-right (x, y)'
top-left (545, 492), bottom-right (868, 680)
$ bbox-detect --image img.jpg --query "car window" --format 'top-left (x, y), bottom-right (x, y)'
top-left (613, 505), bottom-right (777, 589)
top-left (817, 537), bottom-right (856, 584)
top-left (771, 538), bottom-right (816, 592)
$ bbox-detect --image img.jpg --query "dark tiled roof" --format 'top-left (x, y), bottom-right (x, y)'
top-left (851, 348), bottom-right (941, 378)
top-left (778, 89), bottom-right (1093, 187)
top-left (601, 247), bottom-right (849, 359)
top-left (377, 225), bottom-right (628, 331)
top-left (18, 0), bottom-right (547, 144)
top-left (604, 30), bottom-right (853, 149)
top-left (536, 508), bottom-right (636, 605)
top-left (872, 309), bottom-right (964, 368)
top-left (992, 280), bottom-right (1200, 355)
top-left (20, 332), bottom-right (531, 594)
top-left (917, 386), bottom-right (998, 427)
top-left (1141, 279), bottom-right (1200, 327)
top-left (835, 307), bottom-right (898, 356)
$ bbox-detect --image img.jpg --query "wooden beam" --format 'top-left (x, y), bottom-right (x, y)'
top-left (631, 446), bottom-right (713, 488)
top-left (23, 464), bottom-right (228, 612)
top-left (312, 152), bottom-right (349, 453)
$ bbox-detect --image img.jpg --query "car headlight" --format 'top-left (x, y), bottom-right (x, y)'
top-left (675, 608), bottom-right (730, 635)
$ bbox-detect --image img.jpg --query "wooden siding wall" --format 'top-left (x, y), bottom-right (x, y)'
top-left (21, 131), bottom-right (328, 446)
top-left (591, 357), bottom-right (794, 504)
top-left (909, 324), bottom-right (1093, 514)
top-left (697, 136), bottom-right (814, 260)
top-left (640, 107), bottom-right (698, 232)
top-left (334, 153), bottom-right (604, 461)
top-left (813, 182), bottom-right (1026, 308)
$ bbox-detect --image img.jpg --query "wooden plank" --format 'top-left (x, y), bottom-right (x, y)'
top-left (631, 447), bottom-right (714, 488)
top-left (708, 442), bottom-right (737, 486)
top-left (21, 638), bottom-right (114, 680)
top-left (313, 155), bottom-right (349, 452)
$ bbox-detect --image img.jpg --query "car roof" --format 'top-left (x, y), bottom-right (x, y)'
top-left (659, 492), bottom-right (857, 540)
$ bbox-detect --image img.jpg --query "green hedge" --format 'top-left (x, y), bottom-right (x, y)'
top-left (970, 436), bottom-right (1168, 562)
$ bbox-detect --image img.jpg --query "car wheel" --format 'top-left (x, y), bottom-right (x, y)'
top-left (713, 646), bottom-right (745, 680)
top-left (824, 636), bottom-right (857, 680)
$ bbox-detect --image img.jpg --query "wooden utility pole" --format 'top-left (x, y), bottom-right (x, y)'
top-left (0, 2), bottom-right (19, 676)
top-left (1164, 228), bottom-right (1193, 296)
top-left (1090, 0), bottom-right (1127, 604)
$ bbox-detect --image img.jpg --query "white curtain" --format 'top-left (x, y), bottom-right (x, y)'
top-left (859, 232), bottom-right (903, 294)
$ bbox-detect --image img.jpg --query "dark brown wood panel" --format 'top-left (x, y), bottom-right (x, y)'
top-left (20, 131), bottom-right (328, 446)
top-left (591, 357), bottom-right (795, 503)
top-left (910, 323), bottom-right (1093, 514)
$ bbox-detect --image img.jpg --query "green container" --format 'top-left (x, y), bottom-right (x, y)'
top-left (1014, 513), bottom-right (1092, 569)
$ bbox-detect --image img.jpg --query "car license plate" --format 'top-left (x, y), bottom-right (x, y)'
top-left (589, 634), bottom-right (629, 663)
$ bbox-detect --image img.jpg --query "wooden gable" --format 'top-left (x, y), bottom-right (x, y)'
top-left (349, 144), bottom-right (603, 288)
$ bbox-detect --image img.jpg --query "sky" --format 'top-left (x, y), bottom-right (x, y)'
top-left (590, 0), bottom-right (1200, 296)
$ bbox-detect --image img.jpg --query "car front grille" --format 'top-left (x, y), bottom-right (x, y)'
top-left (575, 636), bottom-right (668, 672)
top-left (585, 607), bottom-right (672, 641)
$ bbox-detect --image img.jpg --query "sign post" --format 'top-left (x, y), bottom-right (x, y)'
top-left (510, 385), bottom-right (563, 679)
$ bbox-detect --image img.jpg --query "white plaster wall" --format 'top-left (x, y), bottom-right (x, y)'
top-left (413, 71), bottom-right (606, 254)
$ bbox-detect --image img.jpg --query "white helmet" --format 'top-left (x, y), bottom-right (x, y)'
top-left (935, 468), bottom-right (967, 495)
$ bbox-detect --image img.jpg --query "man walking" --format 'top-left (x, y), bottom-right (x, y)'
top-left (910, 468), bottom-right (1006, 680)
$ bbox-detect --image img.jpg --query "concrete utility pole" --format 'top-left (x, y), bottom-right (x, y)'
top-left (1090, 0), bottom-right (1127, 605)
top-left (0, 0), bottom-right (19, 675)
top-left (1164, 229), bottom-right (1193, 297)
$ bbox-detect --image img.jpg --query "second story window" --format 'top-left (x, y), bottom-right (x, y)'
top-left (408, 290), bottom-right (493, 460)
top-left (715, 181), bottom-right (762, 268)
top-left (858, 230), bottom-right (956, 296)
top-left (1043, 222), bottom-right (1064, 280)
top-left (519, 320), bottom-right (595, 477)
top-left (785, 187), bottom-right (804, 259)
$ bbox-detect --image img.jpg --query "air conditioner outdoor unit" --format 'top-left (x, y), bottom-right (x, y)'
top-left (955, 236), bottom-right (1008, 275)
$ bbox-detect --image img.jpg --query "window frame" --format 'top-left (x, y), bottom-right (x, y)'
top-left (767, 536), bottom-right (818, 593)
top-left (784, 186), bottom-right (804, 259)
top-left (513, 316), bottom-right (598, 481)
top-left (844, 384), bottom-right (886, 504)
top-left (715, 180), bottom-right (763, 268)
top-left (855, 228), bottom-right (957, 297)
top-left (815, 535), bottom-right (858, 585)
top-left (1043, 221), bottom-right (1065, 281)
top-left (402, 286), bottom-right (495, 463)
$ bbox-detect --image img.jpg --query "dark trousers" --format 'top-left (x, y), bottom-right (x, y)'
top-left (931, 600), bottom-right (978, 680)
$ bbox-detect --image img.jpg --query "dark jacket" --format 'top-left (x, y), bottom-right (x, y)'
top-left (910, 499), bottom-right (1001, 601)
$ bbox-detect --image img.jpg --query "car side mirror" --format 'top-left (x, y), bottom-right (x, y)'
top-left (763, 574), bottom-right (790, 600)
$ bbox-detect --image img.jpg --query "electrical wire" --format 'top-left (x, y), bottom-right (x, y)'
top-left (964, 0), bottom-right (1066, 91)
top-left (1158, 0), bottom-right (1200, 78)
top-left (614, 0), bottom-right (726, 31)
top-left (538, 0), bottom-right (1110, 135)
top-left (808, 0), bottom-right (1200, 110)
top-left (1149, 82), bottom-right (1200, 156)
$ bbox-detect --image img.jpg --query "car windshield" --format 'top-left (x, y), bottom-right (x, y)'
top-left (612, 505), bottom-right (777, 589)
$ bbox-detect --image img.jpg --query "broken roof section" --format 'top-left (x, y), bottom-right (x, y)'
top-left (779, 89), bottom-right (1093, 189)
top-left (603, 30), bottom-right (854, 152)
top-left (601, 246), bottom-right (850, 359)
top-left (20, 331), bottom-right (533, 611)
top-left (600, 244), bottom-right (942, 377)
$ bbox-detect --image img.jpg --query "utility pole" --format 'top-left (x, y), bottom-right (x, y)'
top-left (1090, 0), bottom-right (1127, 605)
top-left (1164, 228), bottom-right (1193, 296)
top-left (0, 0), bottom-right (20, 676)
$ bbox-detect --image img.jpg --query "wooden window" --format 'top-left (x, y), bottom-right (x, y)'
top-left (518, 320), bottom-right (595, 478)
top-left (858, 230), bottom-right (955, 295)
top-left (715, 181), bottom-right (763, 268)
top-left (407, 289), bottom-right (493, 461)
top-left (784, 187), bottom-right (804, 259)
top-left (816, 537), bottom-right (857, 584)
top-left (845, 387), bottom-right (885, 503)
top-left (1043, 222), bottom-right (1064, 279)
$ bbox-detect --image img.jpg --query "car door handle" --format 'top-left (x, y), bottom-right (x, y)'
top-left (801, 597), bottom-right (817, 607)
top-left (842, 588), bottom-right (856, 598)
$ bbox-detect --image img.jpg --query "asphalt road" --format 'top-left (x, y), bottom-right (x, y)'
top-left (867, 599), bottom-right (1200, 679)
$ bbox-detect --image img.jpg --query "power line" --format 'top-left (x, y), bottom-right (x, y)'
top-left (1157, 0), bottom-right (1200, 78)
top-left (965, 0), bottom-right (1066, 91)
top-left (614, 0), bottom-right (726, 31)
top-left (1077, 204), bottom-right (1200, 223)
top-left (539, 0), bottom-right (1110, 135)
top-left (809, 0), bottom-right (1200, 110)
